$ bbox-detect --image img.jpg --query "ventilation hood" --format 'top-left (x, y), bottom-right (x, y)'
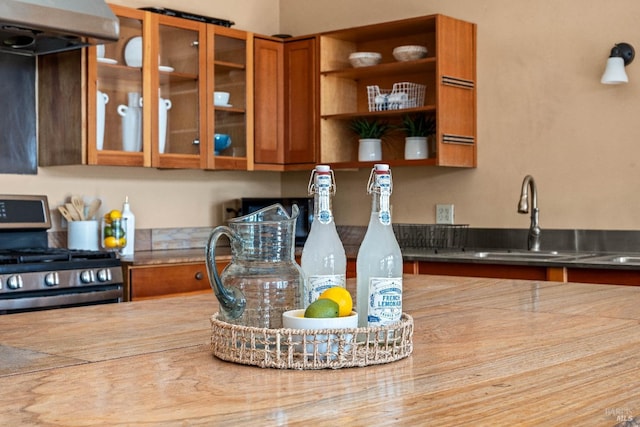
top-left (0, 0), bottom-right (119, 56)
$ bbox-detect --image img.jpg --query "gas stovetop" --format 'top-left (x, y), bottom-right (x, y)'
top-left (0, 195), bottom-right (124, 313)
top-left (0, 248), bottom-right (119, 274)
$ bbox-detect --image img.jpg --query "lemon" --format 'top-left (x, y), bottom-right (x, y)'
top-left (108, 210), bottom-right (122, 221)
top-left (103, 236), bottom-right (118, 248)
top-left (319, 287), bottom-right (353, 317)
top-left (304, 299), bottom-right (339, 318)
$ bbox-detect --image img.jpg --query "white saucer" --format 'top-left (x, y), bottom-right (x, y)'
top-left (159, 65), bottom-right (174, 72)
top-left (97, 57), bottom-right (117, 64)
top-left (215, 103), bottom-right (232, 108)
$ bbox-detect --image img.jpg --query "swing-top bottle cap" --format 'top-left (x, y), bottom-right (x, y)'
top-left (315, 165), bottom-right (331, 173)
top-left (374, 164), bottom-right (389, 172)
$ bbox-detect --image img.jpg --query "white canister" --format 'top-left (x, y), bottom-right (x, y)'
top-left (96, 90), bottom-right (109, 150)
top-left (67, 220), bottom-right (100, 251)
top-left (158, 98), bottom-right (172, 154)
top-left (118, 92), bottom-right (143, 152)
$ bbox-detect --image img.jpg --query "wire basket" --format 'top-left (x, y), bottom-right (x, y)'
top-left (393, 224), bottom-right (469, 249)
top-left (367, 82), bottom-right (426, 112)
top-left (210, 312), bottom-right (414, 370)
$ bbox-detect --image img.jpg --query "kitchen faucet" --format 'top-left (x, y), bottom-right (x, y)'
top-left (517, 175), bottom-right (541, 251)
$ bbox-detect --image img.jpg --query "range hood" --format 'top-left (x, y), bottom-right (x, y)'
top-left (0, 0), bottom-right (119, 56)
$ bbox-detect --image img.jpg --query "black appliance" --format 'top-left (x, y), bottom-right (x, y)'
top-left (0, 195), bottom-right (123, 314)
top-left (240, 197), bottom-right (313, 246)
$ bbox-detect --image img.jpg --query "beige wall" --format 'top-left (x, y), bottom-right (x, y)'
top-left (3, 0), bottom-right (640, 232)
top-left (281, 0), bottom-right (640, 230)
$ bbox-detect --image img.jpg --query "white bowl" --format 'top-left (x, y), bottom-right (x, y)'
top-left (214, 91), bottom-right (230, 106)
top-left (124, 36), bottom-right (142, 67)
top-left (392, 45), bottom-right (428, 62)
top-left (282, 309), bottom-right (358, 356)
top-left (348, 52), bottom-right (382, 68)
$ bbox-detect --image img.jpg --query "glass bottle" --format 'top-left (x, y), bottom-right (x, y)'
top-left (301, 165), bottom-right (347, 307)
top-left (120, 196), bottom-right (135, 256)
top-left (356, 164), bottom-right (403, 328)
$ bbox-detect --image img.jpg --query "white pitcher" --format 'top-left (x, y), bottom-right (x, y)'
top-left (96, 90), bottom-right (109, 150)
top-left (158, 98), bottom-right (172, 154)
top-left (117, 92), bottom-right (142, 152)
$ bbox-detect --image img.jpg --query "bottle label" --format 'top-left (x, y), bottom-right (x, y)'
top-left (376, 173), bottom-right (392, 225)
top-left (305, 274), bottom-right (346, 306)
top-left (316, 173), bottom-right (333, 224)
top-left (367, 277), bottom-right (402, 326)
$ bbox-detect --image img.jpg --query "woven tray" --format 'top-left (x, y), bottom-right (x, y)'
top-left (210, 312), bottom-right (414, 370)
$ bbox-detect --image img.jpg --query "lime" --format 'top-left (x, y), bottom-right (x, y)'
top-left (304, 299), bottom-right (339, 318)
top-left (319, 287), bottom-right (353, 317)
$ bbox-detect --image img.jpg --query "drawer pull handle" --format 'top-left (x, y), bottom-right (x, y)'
top-left (195, 271), bottom-right (204, 280)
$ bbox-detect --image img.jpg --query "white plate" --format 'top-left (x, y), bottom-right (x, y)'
top-left (215, 103), bottom-right (232, 108)
top-left (159, 65), bottom-right (174, 72)
top-left (97, 57), bottom-right (117, 64)
top-left (124, 36), bottom-right (143, 67)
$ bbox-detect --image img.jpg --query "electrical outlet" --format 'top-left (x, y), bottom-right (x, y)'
top-left (436, 204), bottom-right (454, 224)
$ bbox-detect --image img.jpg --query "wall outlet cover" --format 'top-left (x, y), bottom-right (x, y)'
top-left (436, 204), bottom-right (455, 224)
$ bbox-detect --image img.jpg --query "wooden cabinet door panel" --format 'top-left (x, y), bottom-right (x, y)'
top-left (130, 262), bottom-right (220, 300)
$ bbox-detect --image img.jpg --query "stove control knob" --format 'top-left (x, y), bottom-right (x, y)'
top-left (96, 269), bottom-right (112, 282)
top-left (7, 275), bottom-right (23, 290)
top-left (80, 270), bottom-right (95, 284)
top-left (44, 272), bottom-right (60, 287)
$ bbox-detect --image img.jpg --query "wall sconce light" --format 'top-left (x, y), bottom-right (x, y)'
top-left (601, 42), bottom-right (635, 84)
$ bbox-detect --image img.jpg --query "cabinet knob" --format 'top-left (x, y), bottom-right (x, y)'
top-left (195, 271), bottom-right (204, 280)
top-left (191, 40), bottom-right (199, 47)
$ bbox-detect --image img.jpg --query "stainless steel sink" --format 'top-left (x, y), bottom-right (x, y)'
top-left (581, 255), bottom-right (640, 265)
top-left (443, 250), bottom-right (581, 261)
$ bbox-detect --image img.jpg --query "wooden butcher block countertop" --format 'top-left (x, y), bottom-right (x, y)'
top-left (1, 275), bottom-right (639, 426)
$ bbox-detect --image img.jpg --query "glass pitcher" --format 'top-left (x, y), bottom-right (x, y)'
top-left (206, 204), bottom-right (303, 329)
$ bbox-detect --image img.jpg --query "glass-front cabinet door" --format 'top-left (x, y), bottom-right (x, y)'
top-left (87, 6), bottom-right (207, 168)
top-left (206, 26), bottom-right (253, 170)
top-left (87, 5), bottom-right (145, 166)
top-left (153, 14), bottom-right (206, 169)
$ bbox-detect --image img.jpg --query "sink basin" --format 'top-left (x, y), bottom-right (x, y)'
top-left (582, 255), bottom-right (640, 265)
top-left (443, 250), bottom-right (591, 262)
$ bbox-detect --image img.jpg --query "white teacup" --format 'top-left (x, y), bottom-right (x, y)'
top-left (214, 91), bottom-right (230, 106)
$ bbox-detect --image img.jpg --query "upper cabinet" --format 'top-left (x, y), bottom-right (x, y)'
top-left (39, 9), bottom-right (475, 171)
top-left (254, 35), bottom-right (318, 171)
top-left (207, 26), bottom-right (254, 170)
top-left (318, 14), bottom-right (477, 168)
top-left (39, 4), bottom-right (253, 171)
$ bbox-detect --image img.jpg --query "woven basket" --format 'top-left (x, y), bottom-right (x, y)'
top-left (210, 312), bottom-right (414, 370)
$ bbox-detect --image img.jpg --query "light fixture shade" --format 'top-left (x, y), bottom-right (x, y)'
top-left (601, 56), bottom-right (629, 84)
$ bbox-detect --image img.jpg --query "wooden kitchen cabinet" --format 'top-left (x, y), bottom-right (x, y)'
top-left (318, 14), bottom-right (477, 168)
top-left (126, 261), bottom-right (226, 301)
top-left (253, 35), bottom-right (318, 171)
top-left (40, 4), bottom-right (253, 171)
top-left (206, 26), bottom-right (254, 170)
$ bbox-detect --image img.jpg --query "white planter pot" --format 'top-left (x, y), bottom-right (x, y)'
top-left (358, 138), bottom-right (382, 162)
top-left (404, 136), bottom-right (428, 160)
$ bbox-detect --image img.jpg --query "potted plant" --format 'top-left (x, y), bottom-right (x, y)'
top-left (349, 118), bottom-right (391, 161)
top-left (400, 114), bottom-right (436, 159)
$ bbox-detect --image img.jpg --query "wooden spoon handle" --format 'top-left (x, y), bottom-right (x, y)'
top-left (58, 206), bottom-right (75, 222)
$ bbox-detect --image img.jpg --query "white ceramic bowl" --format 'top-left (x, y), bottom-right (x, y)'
top-left (214, 91), bottom-right (230, 106)
top-left (282, 309), bottom-right (358, 356)
top-left (392, 45), bottom-right (428, 62)
top-left (124, 36), bottom-right (143, 67)
top-left (348, 52), bottom-right (382, 68)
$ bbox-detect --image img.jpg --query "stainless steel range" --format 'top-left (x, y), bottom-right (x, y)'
top-left (0, 195), bottom-right (123, 314)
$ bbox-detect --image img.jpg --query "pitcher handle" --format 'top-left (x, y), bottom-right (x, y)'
top-left (205, 225), bottom-right (246, 319)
